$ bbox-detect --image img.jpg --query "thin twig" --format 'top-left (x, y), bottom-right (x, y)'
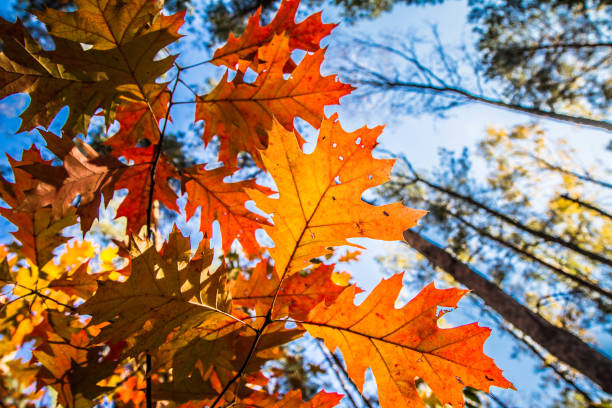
top-left (145, 71), bottom-right (182, 240)
top-left (316, 339), bottom-right (375, 408)
top-left (146, 353), bottom-right (152, 408)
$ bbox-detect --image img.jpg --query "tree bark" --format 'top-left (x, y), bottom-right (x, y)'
top-left (403, 229), bottom-right (612, 394)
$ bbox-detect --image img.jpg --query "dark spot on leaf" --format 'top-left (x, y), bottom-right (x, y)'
top-left (383, 211), bottom-right (389, 216)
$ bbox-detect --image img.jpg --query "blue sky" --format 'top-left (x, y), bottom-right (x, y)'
top-left (0, 0), bottom-right (610, 406)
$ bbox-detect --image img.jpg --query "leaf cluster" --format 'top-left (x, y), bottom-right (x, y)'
top-left (0, 1), bottom-right (513, 407)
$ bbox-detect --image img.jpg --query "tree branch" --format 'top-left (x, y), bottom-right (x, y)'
top-left (559, 194), bottom-right (612, 221)
top-left (316, 339), bottom-right (376, 408)
top-left (315, 340), bottom-right (361, 408)
top-left (431, 202), bottom-right (612, 299)
top-left (358, 79), bottom-right (612, 131)
top-left (402, 160), bottom-right (612, 266)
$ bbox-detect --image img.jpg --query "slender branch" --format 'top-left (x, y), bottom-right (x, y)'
top-left (528, 155), bottom-right (612, 189)
top-left (402, 229), bottom-right (612, 394)
top-left (559, 194), bottom-right (612, 220)
top-left (145, 72), bottom-right (182, 239)
top-left (14, 283), bottom-right (77, 311)
top-left (354, 77), bottom-right (612, 131)
top-left (400, 159), bottom-right (612, 266)
top-left (177, 78), bottom-right (201, 99)
top-left (485, 390), bottom-right (511, 408)
top-left (501, 42), bottom-right (612, 53)
top-left (170, 100), bottom-right (199, 105)
top-left (209, 324), bottom-right (265, 408)
top-left (146, 353), bottom-right (152, 408)
top-left (180, 59), bottom-right (212, 71)
top-left (427, 201), bottom-right (612, 299)
top-left (315, 340), bottom-right (360, 408)
top-left (317, 339), bottom-right (376, 408)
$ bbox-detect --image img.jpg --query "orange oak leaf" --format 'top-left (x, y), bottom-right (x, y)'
top-left (34, 0), bottom-right (168, 51)
top-left (196, 33), bottom-right (353, 166)
top-left (0, 146), bottom-right (77, 266)
top-left (232, 261), bottom-right (352, 320)
top-left (210, 0), bottom-right (335, 71)
top-left (0, 19), bottom-right (115, 136)
top-left (114, 146), bottom-right (180, 234)
top-left (303, 274), bottom-right (514, 408)
top-left (230, 389), bottom-right (343, 408)
top-left (247, 115), bottom-right (426, 277)
top-left (35, 0), bottom-right (184, 101)
top-left (182, 165), bottom-right (272, 256)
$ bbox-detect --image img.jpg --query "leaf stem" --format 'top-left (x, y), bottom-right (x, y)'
top-left (145, 70), bottom-right (182, 240)
top-left (146, 353), bottom-right (152, 408)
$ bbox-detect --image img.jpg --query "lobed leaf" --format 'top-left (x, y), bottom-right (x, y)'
top-left (182, 165), bottom-right (272, 256)
top-left (248, 115), bottom-right (426, 278)
top-left (79, 229), bottom-right (232, 357)
top-left (211, 0), bottom-right (336, 71)
top-left (303, 274), bottom-right (515, 408)
top-left (197, 33), bottom-right (353, 166)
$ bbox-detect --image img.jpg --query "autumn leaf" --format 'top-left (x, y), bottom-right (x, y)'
top-left (0, 146), bottom-right (77, 267)
top-left (36, 0), bottom-right (184, 103)
top-left (182, 165), bottom-right (272, 256)
top-left (114, 146), bottom-right (180, 234)
top-left (17, 131), bottom-right (180, 235)
top-left (232, 261), bottom-right (352, 320)
top-left (0, 18), bottom-right (115, 136)
top-left (248, 115), bottom-right (426, 278)
top-left (34, 0), bottom-right (166, 50)
top-left (104, 89), bottom-right (170, 152)
top-left (79, 230), bottom-right (232, 357)
top-left (213, 389), bottom-right (343, 408)
top-left (17, 131), bottom-right (127, 232)
top-left (47, 262), bottom-right (101, 300)
top-left (303, 274), bottom-right (514, 408)
top-left (32, 312), bottom-right (117, 408)
top-left (154, 320), bottom-right (302, 403)
top-left (0, 0), bottom-right (183, 136)
top-left (210, 0), bottom-right (335, 71)
top-left (196, 33), bottom-right (353, 166)
top-left (338, 250), bottom-right (362, 263)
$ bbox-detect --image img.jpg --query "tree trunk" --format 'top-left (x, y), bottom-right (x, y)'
top-left (403, 229), bottom-right (612, 394)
